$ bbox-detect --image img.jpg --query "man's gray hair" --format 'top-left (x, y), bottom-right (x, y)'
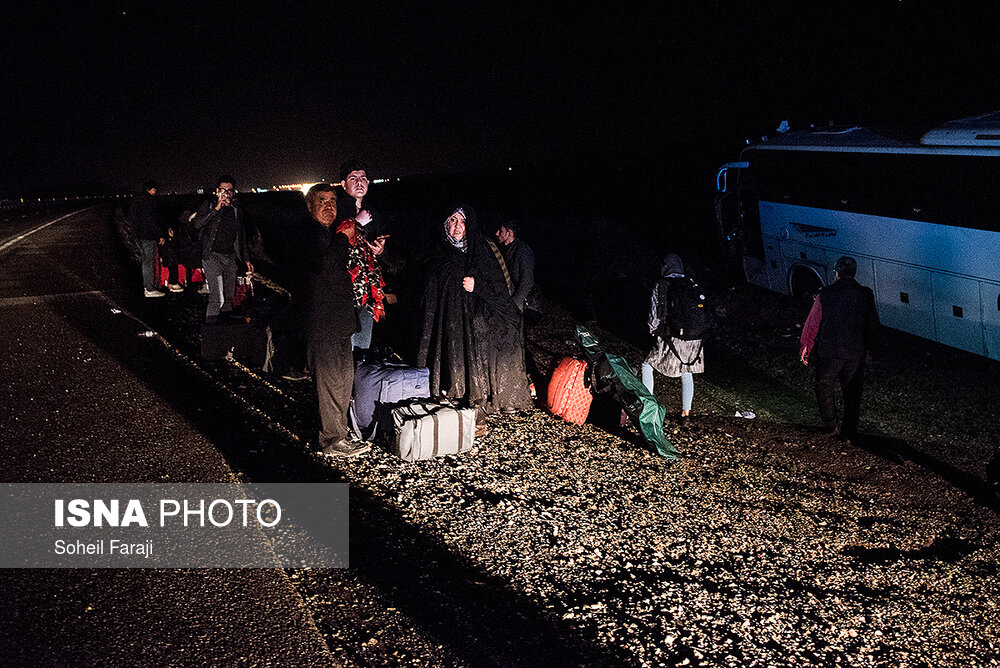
top-left (305, 183), bottom-right (337, 211)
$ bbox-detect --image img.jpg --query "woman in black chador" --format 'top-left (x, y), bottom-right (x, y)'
top-left (417, 205), bottom-right (532, 420)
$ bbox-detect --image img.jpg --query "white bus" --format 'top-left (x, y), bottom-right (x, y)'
top-left (715, 112), bottom-right (1000, 361)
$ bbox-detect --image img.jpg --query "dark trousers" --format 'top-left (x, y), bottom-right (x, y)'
top-left (308, 337), bottom-right (354, 448)
top-left (814, 355), bottom-right (865, 436)
top-left (140, 239), bottom-right (158, 291)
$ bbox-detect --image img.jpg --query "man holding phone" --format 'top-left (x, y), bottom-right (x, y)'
top-left (192, 175), bottom-right (254, 322)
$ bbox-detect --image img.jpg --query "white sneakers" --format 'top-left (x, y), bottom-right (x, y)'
top-left (144, 289), bottom-right (165, 298)
top-left (167, 283), bottom-right (184, 293)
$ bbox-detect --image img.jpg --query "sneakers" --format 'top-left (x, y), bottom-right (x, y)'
top-left (144, 288), bottom-right (165, 298)
top-left (281, 370), bottom-right (311, 381)
top-left (321, 439), bottom-right (370, 458)
top-left (197, 283), bottom-right (210, 295)
top-left (167, 283), bottom-right (184, 293)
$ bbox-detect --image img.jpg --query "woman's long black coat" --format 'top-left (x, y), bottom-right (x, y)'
top-left (417, 209), bottom-right (531, 412)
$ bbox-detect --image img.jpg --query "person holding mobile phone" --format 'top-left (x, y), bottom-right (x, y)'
top-left (337, 161), bottom-right (387, 357)
top-left (191, 175), bottom-right (255, 322)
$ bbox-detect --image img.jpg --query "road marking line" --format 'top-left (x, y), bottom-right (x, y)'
top-left (0, 290), bottom-right (106, 307)
top-left (0, 206), bottom-right (101, 254)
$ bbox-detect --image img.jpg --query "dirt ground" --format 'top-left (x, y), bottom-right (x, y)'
top-left (130, 274), bottom-right (1000, 667)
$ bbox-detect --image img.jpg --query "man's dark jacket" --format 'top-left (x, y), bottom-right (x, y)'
top-left (191, 199), bottom-right (249, 262)
top-left (503, 238), bottom-right (535, 312)
top-left (300, 217), bottom-right (359, 342)
top-left (814, 276), bottom-right (880, 358)
top-left (127, 191), bottom-right (162, 240)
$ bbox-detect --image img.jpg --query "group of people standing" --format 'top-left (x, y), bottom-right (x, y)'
top-left (127, 175), bottom-right (251, 319)
top-left (136, 164), bottom-right (533, 458)
top-left (130, 169), bottom-right (879, 458)
top-left (295, 174), bottom-right (535, 456)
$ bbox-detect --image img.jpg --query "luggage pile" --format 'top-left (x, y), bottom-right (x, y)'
top-left (351, 359), bottom-right (475, 462)
top-left (544, 326), bottom-right (678, 460)
top-left (575, 325), bottom-right (677, 459)
top-left (198, 278), bottom-right (280, 370)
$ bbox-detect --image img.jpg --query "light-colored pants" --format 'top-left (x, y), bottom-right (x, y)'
top-left (642, 362), bottom-right (694, 412)
top-left (352, 306), bottom-right (374, 350)
top-left (202, 251), bottom-right (238, 320)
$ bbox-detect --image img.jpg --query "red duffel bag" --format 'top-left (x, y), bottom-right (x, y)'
top-left (547, 357), bottom-right (592, 425)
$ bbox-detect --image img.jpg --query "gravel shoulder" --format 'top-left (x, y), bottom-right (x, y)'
top-left (130, 279), bottom-right (1000, 667)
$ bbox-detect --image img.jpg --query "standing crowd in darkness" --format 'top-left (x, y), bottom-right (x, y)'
top-left (126, 164), bottom-right (537, 457)
top-left (127, 167), bottom-right (884, 458)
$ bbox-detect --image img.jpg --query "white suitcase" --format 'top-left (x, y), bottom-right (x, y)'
top-left (381, 401), bottom-right (475, 462)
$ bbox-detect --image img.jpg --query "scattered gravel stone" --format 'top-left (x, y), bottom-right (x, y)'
top-left (132, 276), bottom-right (1000, 667)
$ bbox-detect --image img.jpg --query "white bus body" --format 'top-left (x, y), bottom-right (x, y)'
top-left (715, 112), bottom-right (1000, 361)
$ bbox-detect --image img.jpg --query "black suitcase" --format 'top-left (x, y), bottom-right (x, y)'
top-left (200, 318), bottom-right (270, 368)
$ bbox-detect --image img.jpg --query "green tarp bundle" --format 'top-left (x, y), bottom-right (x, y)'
top-left (575, 325), bottom-right (678, 460)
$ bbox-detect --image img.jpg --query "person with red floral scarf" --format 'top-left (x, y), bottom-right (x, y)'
top-left (337, 162), bottom-right (387, 358)
top-left (336, 214), bottom-right (386, 361)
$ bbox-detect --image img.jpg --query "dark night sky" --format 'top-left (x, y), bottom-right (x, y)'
top-left (3, 2), bottom-right (1000, 195)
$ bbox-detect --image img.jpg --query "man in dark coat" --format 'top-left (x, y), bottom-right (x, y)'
top-left (127, 179), bottom-right (165, 298)
top-left (497, 219), bottom-right (539, 393)
top-left (301, 183), bottom-right (368, 458)
top-left (800, 256), bottom-right (881, 439)
top-left (417, 205), bottom-right (531, 421)
top-left (192, 175), bottom-right (254, 322)
top-left (496, 220), bottom-right (535, 315)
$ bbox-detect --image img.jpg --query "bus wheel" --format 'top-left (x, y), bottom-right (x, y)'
top-left (789, 265), bottom-right (823, 300)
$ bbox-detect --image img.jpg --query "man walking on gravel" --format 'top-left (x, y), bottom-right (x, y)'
top-left (799, 256), bottom-right (880, 440)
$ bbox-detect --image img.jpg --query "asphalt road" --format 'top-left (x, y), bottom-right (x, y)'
top-left (0, 205), bottom-right (336, 666)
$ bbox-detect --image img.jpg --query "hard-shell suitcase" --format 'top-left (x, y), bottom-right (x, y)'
top-left (351, 362), bottom-right (430, 438)
top-left (547, 357), bottom-right (592, 425)
top-left (377, 401), bottom-right (475, 462)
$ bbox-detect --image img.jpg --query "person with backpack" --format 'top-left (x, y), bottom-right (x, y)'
top-left (641, 253), bottom-right (711, 421)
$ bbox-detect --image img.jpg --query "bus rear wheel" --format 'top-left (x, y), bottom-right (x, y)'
top-left (789, 265), bottom-right (823, 300)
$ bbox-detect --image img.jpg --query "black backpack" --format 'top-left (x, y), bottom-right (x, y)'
top-left (657, 276), bottom-right (714, 341)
